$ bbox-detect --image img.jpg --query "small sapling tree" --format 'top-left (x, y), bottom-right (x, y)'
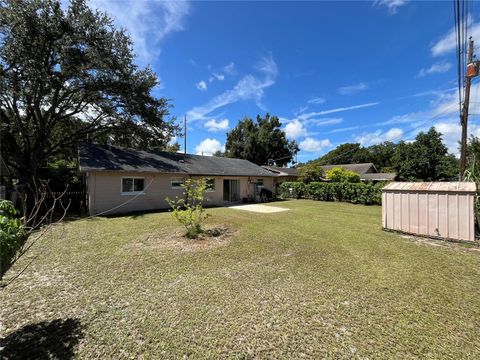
top-left (166, 179), bottom-right (210, 239)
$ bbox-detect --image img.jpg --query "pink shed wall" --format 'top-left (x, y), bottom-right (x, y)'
top-left (382, 182), bottom-right (476, 242)
top-left (86, 171), bottom-right (275, 216)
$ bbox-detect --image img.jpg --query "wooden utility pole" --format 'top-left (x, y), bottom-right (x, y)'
top-left (460, 37), bottom-right (475, 178)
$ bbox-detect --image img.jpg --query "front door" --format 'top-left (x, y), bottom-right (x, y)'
top-left (223, 179), bottom-right (240, 202)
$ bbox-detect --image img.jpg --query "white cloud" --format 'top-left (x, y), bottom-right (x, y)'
top-left (355, 128), bottom-right (404, 146)
top-left (280, 102), bottom-right (377, 142)
top-left (307, 118), bottom-right (343, 126)
top-left (330, 126), bottom-right (361, 133)
top-left (377, 112), bottom-right (425, 126)
top-left (187, 54), bottom-right (278, 121)
top-left (195, 138), bottom-right (224, 156)
top-left (432, 120), bottom-right (480, 155)
top-left (307, 97), bottom-right (326, 105)
top-left (90, 0), bottom-right (190, 65)
top-left (432, 121), bottom-right (462, 154)
top-left (285, 120), bottom-right (308, 139)
top-left (299, 138), bottom-right (333, 152)
top-left (196, 80), bottom-right (207, 91)
top-left (429, 84), bottom-right (480, 118)
top-left (209, 73), bottom-right (225, 82)
top-left (431, 18), bottom-right (480, 56)
top-left (374, 0), bottom-right (409, 14)
top-left (337, 82), bottom-right (369, 95)
top-left (411, 88), bottom-right (457, 98)
top-left (385, 127), bottom-right (404, 140)
top-left (418, 62), bottom-right (452, 77)
top-left (374, 85), bottom-right (480, 146)
top-left (222, 62), bottom-right (236, 75)
top-left (298, 102), bottom-right (379, 118)
top-left (205, 118), bottom-right (229, 132)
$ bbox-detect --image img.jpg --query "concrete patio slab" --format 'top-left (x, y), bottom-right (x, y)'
top-left (228, 204), bottom-right (289, 213)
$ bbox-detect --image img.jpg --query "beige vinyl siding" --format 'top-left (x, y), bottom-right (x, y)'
top-left (87, 171), bottom-right (275, 215)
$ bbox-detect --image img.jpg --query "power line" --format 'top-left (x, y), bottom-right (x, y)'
top-left (454, 0), bottom-right (463, 117)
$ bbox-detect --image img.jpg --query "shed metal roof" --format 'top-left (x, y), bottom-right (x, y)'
top-left (382, 182), bottom-right (476, 193)
top-left (78, 143), bottom-right (277, 177)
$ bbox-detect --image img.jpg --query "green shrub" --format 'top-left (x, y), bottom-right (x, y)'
top-left (279, 182), bottom-right (306, 199)
top-left (278, 181), bottom-right (383, 205)
top-left (1, 200), bottom-right (28, 279)
top-left (325, 167), bottom-right (360, 183)
top-left (298, 164), bottom-right (324, 183)
top-left (166, 179), bottom-right (210, 239)
top-left (306, 182), bottom-right (335, 201)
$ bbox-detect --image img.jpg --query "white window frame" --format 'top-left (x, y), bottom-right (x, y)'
top-left (171, 177), bottom-right (186, 189)
top-left (256, 179), bottom-right (264, 186)
top-left (121, 176), bottom-right (146, 195)
top-left (205, 177), bottom-right (216, 192)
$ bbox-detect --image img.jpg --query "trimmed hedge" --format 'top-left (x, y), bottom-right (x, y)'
top-left (279, 181), bottom-right (384, 205)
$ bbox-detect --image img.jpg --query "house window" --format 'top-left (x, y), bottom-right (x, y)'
top-left (171, 177), bottom-right (185, 189)
top-left (256, 179), bottom-right (264, 186)
top-left (205, 178), bottom-right (215, 191)
top-left (121, 177), bottom-right (145, 194)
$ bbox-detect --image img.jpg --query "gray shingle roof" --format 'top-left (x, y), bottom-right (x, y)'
top-left (360, 173), bottom-right (396, 181)
top-left (263, 166), bottom-right (299, 177)
top-left (78, 143), bottom-right (277, 177)
top-left (320, 163), bottom-right (377, 175)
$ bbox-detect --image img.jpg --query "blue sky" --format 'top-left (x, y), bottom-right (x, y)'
top-left (90, 0), bottom-right (480, 162)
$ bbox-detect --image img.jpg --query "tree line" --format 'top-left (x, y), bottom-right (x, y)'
top-left (304, 128), bottom-right (459, 181)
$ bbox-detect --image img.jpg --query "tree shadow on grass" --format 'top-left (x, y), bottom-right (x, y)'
top-left (1, 318), bottom-right (83, 359)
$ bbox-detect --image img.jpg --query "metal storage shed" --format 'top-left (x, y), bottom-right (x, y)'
top-left (382, 182), bottom-right (477, 242)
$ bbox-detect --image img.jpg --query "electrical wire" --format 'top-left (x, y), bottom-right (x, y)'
top-left (454, 0), bottom-right (463, 119)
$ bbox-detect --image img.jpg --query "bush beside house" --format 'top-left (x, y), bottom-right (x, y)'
top-left (279, 181), bottom-right (384, 205)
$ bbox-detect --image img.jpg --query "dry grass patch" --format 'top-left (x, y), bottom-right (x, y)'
top-left (123, 224), bottom-right (236, 253)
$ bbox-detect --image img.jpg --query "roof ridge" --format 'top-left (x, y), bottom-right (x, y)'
top-left (79, 143), bottom-right (277, 177)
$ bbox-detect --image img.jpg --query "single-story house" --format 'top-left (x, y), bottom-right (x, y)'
top-left (320, 163), bottom-right (396, 182)
top-left (263, 166), bottom-right (299, 183)
top-left (78, 143), bottom-right (277, 215)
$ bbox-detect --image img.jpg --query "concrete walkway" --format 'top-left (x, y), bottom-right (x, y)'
top-left (228, 204), bottom-right (289, 213)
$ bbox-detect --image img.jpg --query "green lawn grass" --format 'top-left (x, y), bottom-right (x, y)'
top-left (1, 200), bottom-right (480, 358)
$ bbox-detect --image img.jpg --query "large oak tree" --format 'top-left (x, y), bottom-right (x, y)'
top-left (0, 0), bottom-right (177, 188)
top-left (225, 113), bottom-right (298, 166)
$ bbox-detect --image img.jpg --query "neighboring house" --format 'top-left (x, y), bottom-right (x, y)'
top-left (79, 143), bottom-right (277, 215)
top-left (263, 166), bottom-right (299, 183)
top-left (320, 163), bottom-right (396, 182)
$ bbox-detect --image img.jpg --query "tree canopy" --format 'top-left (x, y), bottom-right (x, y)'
top-left (310, 143), bottom-right (370, 166)
top-left (0, 0), bottom-right (177, 185)
top-left (391, 128), bottom-right (458, 181)
top-left (225, 113), bottom-right (298, 166)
